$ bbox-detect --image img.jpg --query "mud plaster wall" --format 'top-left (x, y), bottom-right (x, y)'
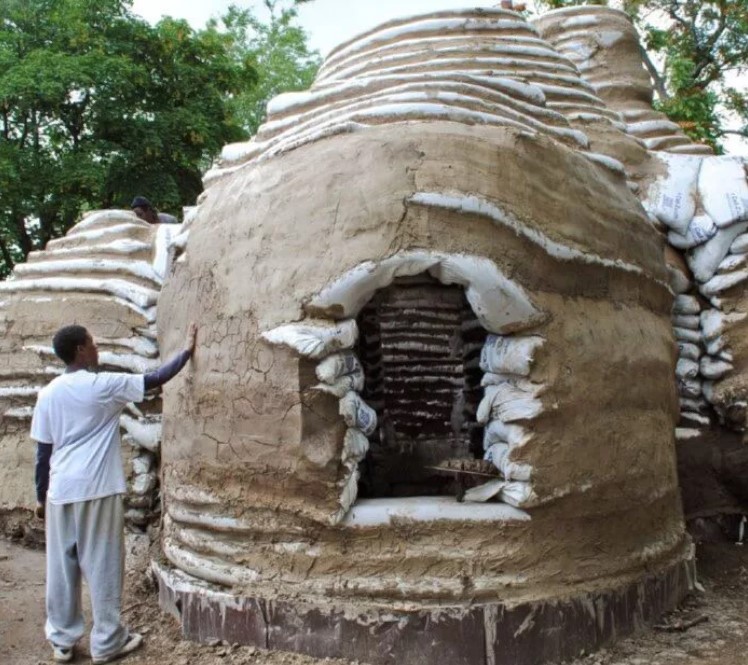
top-left (157, 121), bottom-right (687, 603)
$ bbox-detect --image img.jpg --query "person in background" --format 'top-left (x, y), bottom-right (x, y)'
top-left (130, 196), bottom-right (178, 224)
top-left (32, 323), bottom-right (197, 664)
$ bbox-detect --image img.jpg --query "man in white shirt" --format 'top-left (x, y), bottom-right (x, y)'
top-left (31, 322), bottom-right (196, 663)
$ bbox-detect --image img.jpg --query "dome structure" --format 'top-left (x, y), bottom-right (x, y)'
top-left (154, 8), bottom-right (691, 665)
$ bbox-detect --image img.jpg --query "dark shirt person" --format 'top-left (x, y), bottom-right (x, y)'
top-left (130, 196), bottom-right (178, 224)
top-left (31, 323), bottom-right (196, 664)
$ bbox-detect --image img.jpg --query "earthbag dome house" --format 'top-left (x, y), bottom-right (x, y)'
top-left (0, 210), bottom-right (183, 530)
top-left (153, 7), bottom-right (693, 665)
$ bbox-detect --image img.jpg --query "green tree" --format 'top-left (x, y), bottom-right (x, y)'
top-left (213, 1), bottom-right (322, 134)
top-left (532, 0), bottom-right (748, 152)
top-left (0, 0), bottom-right (255, 275)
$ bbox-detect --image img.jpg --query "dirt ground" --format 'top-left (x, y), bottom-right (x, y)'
top-left (3, 535), bottom-right (748, 665)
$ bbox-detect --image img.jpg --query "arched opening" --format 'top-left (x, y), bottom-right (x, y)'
top-left (356, 273), bottom-right (487, 497)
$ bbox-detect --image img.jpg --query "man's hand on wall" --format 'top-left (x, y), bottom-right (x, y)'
top-left (184, 322), bottom-right (197, 355)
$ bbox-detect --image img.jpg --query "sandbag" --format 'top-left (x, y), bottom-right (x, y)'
top-left (678, 377), bottom-right (701, 398)
top-left (314, 351), bottom-right (365, 396)
top-left (483, 419), bottom-right (531, 449)
top-left (698, 155), bottom-right (748, 228)
top-left (672, 314), bottom-right (699, 330)
top-left (701, 269), bottom-right (748, 296)
top-left (339, 391), bottom-right (377, 435)
top-left (479, 334), bottom-right (544, 376)
top-left (717, 253), bottom-right (748, 275)
top-left (674, 327), bottom-right (701, 344)
top-left (667, 214), bottom-right (717, 249)
top-left (673, 294), bottom-right (700, 315)
top-left (676, 342), bottom-right (701, 362)
top-left (676, 358), bottom-right (699, 380)
top-left (700, 356), bottom-right (733, 380)
top-left (499, 481), bottom-right (534, 507)
top-left (689, 222), bottom-right (748, 283)
top-left (262, 319), bottom-right (358, 359)
top-left (644, 152), bottom-right (700, 234)
top-left (701, 309), bottom-right (746, 341)
top-left (342, 428), bottom-right (369, 463)
top-left (477, 380), bottom-right (543, 424)
top-left (730, 233), bottom-right (748, 254)
top-left (463, 479), bottom-right (505, 503)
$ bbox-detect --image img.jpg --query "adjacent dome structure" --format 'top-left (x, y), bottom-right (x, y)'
top-left (154, 8), bottom-right (692, 665)
top-left (0, 210), bottom-right (180, 527)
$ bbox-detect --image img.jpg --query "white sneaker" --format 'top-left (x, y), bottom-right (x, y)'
top-left (51, 643), bottom-right (74, 662)
top-left (92, 633), bottom-right (144, 664)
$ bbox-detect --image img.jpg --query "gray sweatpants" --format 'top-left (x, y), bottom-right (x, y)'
top-left (45, 494), bottom-right (129, 659)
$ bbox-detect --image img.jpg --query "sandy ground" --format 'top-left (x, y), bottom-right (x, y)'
top-left (2, 535), bottom-right (748, 665)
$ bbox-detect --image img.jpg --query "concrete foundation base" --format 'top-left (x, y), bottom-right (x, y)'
top-left (153, 556), bottom-right (695, 665)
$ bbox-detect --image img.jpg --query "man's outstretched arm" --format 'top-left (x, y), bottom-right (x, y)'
top-left (143, 323), bottom-right (197, 391)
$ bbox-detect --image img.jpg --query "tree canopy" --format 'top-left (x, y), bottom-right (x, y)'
top-left (533, 0), bottom-right (748, 152)
top-left (0, 0), bottom-right (319, 276)
top-left (215, 0), bottom-right (321, 134)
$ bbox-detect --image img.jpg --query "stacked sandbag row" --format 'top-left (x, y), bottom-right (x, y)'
top-left (461, 334), bottom-right (542, 505)
top-left (204, 7), bottom-right (640, 185)
top-left (645, 154), bottom-right (748, 431)
top-left (534, 6), bottom-right (712, 156)
top-left (0, 210), bottom-right (179, 526)
top-left (261, 320), bottom-right (374, 522)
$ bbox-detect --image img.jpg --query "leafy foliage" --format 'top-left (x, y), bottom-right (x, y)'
top-left (532, 0), bottom-right (748, 152)
top-left (0, 0), bottom-right (318, 277)
top-left (212, 1), bottom-right (321, 134)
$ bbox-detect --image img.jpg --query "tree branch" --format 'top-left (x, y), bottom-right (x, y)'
top-left (640, 44), bottom-right (670, 101)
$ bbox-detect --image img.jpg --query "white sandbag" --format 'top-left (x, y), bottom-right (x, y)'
top-left (672, 314), bottom-right (700, 330)
top-left (644, 152), bottom-right (700, 234)
top-left (339, 391), bottom-right (377, 435)
top-left (674, 327), bottom-right (701, 344)
top-left (479, 335), bottom-right (544, 376)
top-left (316, 351), bottom-right (362, 383)
top-left (676, 358), bottom-right (699, 380)
top-left (717, 253), bottom-right (748, 274)
top-left (676, 342), bottom-right (701, 362)
top-left (705, 335), bottom-right (726, 356)
top-left (700, 269), bottom-right (748, 296)
top-left (700, 356), bottom-right (733, 380)
top-left (700, 309), bottom-right (746, 341)
top-left (483, 420), bottom-right (532, 450)
top-left (484, 442), bottom-right (509, 469)
top-left (667, 214), bottom-right (717, 249)
top-left (476, 381), bottom-right (543, 424)
top-left (698, 155), bottom-right (748, 228)
top-left (314, 351), bottom-right (365, 396)
top-left (342, 428), bottom-right (369, 464)
top-left (499, 481), bottom-right (534, 508)
top-left (120, 415), bottom-right (161, 453)
top-left (464, 479), bottom-right (505, 503)
top-left (673, 294), bottom-right (700, 315)
top-left (500, 458), bottom-right (533, 482)
top-left (717, 349), bottom-right (734, 362)
top-left (689, 222), bottom-right (748, 283)
top-left (730, 233), bottom-right (748, 254)
top-left (702, 380), bottom-right (715, 404)
top-left (678, 377), bottom-right (701, 398)
top-left (314, 374), bottom-right (364, 398)
top-left (262, 320), bottom-right (358, 359)
top-left (676, 428), bottom-right (701, 440)
top-left (668, 266), bottom-right (692, 294)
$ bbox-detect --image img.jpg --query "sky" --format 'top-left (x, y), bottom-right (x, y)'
top-left (130, 0), bottom-right (500, 56)
top-left (130, 0), bottom-right (746, 154)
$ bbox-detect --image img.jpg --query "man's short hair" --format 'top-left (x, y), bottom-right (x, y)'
top-left (52, 325), bottom-right (89, 365)
top-left (131, 196), bottom-right (153, 210)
